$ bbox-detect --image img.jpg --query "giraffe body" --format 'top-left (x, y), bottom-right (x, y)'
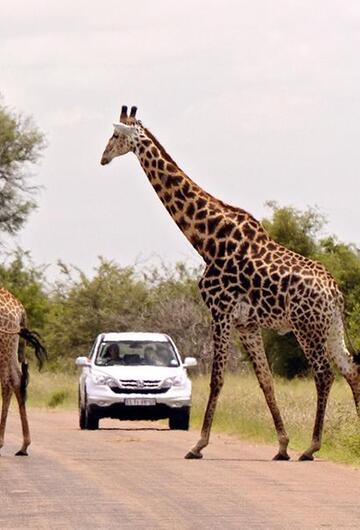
top-left (0, 288), bottom-right (30, 455)
top-left (101, 107), bottom-right (360, 460)
top-left (0, 288), bottom-right (47, 456)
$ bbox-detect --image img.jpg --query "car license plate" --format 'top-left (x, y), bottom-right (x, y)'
top-left (124, 398), bottom-right (156, 406)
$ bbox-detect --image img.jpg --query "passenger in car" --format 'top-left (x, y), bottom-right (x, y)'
top-left (157, 346), bottom-right (170, 366)
top-left (144, 346), bottom-right (159, 366)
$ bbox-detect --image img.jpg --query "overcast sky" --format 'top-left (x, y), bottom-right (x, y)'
top-left (1, 0), bottom-right (360, 277)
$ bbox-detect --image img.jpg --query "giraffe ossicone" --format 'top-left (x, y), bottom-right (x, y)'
top-left (101, 106), bottom-right (360, 461)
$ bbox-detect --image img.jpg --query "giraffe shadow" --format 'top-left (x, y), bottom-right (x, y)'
top-left (202, 458), bottom-right (274, 462)
top-left (98, 427), bottom-right (169, 432)
top-left (203, 457), bottom-right (324, 463)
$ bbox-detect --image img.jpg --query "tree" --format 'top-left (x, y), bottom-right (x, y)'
top-left (143, 262), bottom-right (213, 373)
top-left (0, 249), bottom-right (49, 328)
top-left (0, 99), bottom-right (45, 237)
top-left (262, 201), bottom-right (325, 257)
top-left (44, 259), bottom-right (150, 370)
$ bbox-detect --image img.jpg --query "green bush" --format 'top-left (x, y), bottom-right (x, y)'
top-left (47, 389), bottom-right (69, 408)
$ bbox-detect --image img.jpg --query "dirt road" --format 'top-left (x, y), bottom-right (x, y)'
top-left (0, 410), bottom-right (359, 529)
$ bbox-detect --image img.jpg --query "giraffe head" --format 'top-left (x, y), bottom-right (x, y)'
top-left (100, 105), bottom-right (140, 165)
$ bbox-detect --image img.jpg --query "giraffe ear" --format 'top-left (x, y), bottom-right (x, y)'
top-left (113, 123), bottom-right (136, 136)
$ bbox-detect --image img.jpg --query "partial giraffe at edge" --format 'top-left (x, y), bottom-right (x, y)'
top-left (0, 288), bottom-right (47, 456)
top-left (101, 106), bottom-right (360, 461)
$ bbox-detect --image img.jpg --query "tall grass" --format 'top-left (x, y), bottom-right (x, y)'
top-left (191, 373), bottom-right (360, 466)
top-left (27, 370), bottom-right (78, 409)
top-left (24, 369), bottom-right (359, 466)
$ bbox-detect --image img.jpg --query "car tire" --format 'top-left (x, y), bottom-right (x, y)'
top-left (169, 407), bottom-right (190, 430)
top-left (79, 387), bottom-right (87, 430)
top-left (79, 387), bottom-right (99, 430)
top-left (86, 408), bottom-right (99, 430)
top-left (79, 407), bottom-right (87, 429)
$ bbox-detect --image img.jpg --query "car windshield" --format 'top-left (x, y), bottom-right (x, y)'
top-left (95, 340), bottom-right (180, 367)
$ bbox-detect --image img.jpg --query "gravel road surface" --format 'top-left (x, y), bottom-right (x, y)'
top-left (0, 410), bottom-right (359, 529)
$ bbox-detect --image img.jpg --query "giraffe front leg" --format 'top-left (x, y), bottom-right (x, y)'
top-left (0, 383), bottom-right (13, 455)
top-left (237, 326), bottom-right (290, 461)
top-left (185, 316), bottom-right (231, 459)
top-left (14, 386), bottom-right (31, 456)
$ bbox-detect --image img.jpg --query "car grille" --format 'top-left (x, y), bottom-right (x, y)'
top-left (120, 379), bottom-right (161, 389)
top-left (110, 386), bottom-right (170, 395)
top-left (110, 379), bottom-right (170, 395)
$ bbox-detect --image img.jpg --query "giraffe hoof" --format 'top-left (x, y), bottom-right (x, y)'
top-left (273, 452), bottom-right (290, 461)
top-left (184, 450), bottom-right (203, 459)
top-left (299, 453), bottom-right (314, 461)
top-left (15, 450), bottom-right (28, 456)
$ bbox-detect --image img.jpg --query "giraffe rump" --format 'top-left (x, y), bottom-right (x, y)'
top-left (19, 328), bottom-right (48, 371)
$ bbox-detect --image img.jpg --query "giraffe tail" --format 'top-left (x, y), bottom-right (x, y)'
top-left (20, 361), bottom-right (29, 403)
top-left (340, 305), bottom-right (360, 366)
top-left (353, 351), bottom-right (360, 366)
top-left (19, 328), bottom-right (48, 371)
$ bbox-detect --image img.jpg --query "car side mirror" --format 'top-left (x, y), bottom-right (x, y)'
top-left (75, 356), bottom-right (91, 367)
top-left (183, 357), bottom-right (197, 368)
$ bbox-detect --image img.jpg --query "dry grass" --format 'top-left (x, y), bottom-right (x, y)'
top-left (190, 373), bottom-right (360, 466)
top-left (27, 370), bottom-right (78, 409)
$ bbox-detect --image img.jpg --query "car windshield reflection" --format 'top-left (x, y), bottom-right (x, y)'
top-left (95, 340), bottom-right (180, 367)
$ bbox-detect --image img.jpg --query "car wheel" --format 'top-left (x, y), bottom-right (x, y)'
top-left (79, 387), bottom-right (87, 430)
top-left (169, 407), bottom-right (190, 430)
top-left (86, 408), bottom-right (99, 430)
top-left (79, 407), bottom-right (87, 429)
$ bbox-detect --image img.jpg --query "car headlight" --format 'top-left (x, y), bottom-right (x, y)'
top-left (163, 375), bottom-right (186, 388)
top-left (92, 372), bottom-right (117, 386)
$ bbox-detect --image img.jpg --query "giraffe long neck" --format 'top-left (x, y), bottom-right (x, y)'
top-left (133, 128), bottom-right (265, 263)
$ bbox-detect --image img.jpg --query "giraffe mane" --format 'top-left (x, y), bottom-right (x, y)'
top-left (140, 125), bottom-right (179, 166)
top-left (140, 123), bottom-right (264, 224)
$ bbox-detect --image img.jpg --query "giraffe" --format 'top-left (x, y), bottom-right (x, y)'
top-left (0, 287), bottom-right (47, 456)
top-left (100, 106), bottom-right (360, 461)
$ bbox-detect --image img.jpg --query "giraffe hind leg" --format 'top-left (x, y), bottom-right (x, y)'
top-left (295, 333), bottom-right (334, 461)
top-left (298, 361), bottom-right (334, 461)
top-left (14, 388), bottom-right (30, 456)
top-left (0, 383), bottom-right (13, 455)
top-left (13, 367), bottom-right (31, 456)
top-left (327, 326), bottom-right (360, 418)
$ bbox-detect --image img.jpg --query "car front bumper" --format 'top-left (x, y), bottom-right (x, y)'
top-left (89, 402), bottom-right (189, 420)
top-left (86, 381), bottom-right (191, 419)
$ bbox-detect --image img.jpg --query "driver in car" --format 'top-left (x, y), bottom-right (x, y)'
top-left (105, 343), bottom-right (120, 363)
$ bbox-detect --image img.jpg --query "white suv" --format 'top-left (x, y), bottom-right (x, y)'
top-left (76, 332), bottom-right (197, 430)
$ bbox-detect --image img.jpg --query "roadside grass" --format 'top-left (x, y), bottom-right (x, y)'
top-left (24, 369), bottom-right (359, 466)
top-left (190, 373), bottom-right (360, 467)
top-left (27, 370), bottom-right (78, 409)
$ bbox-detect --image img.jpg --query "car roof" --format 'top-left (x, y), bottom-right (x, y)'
top-left (100, 332), bottom-right (170, 342)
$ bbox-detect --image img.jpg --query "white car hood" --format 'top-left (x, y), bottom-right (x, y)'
top-left (91, 365), bottom-right (183, 380)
